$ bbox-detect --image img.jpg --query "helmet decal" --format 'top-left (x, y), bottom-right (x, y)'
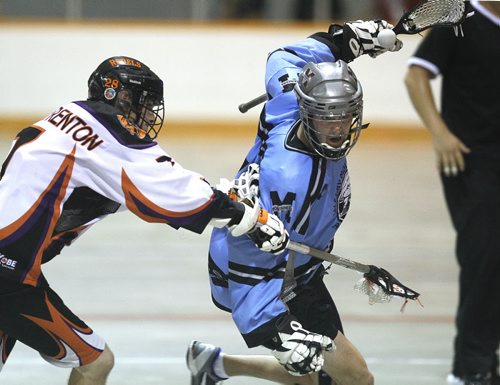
top-left (103, 88), bottom-right (116, 100)
top-left (104, 78), bottom-right (120, 89)
top-left (108, 57), bottom-right (142, 68)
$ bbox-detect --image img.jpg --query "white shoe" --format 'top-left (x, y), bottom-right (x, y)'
top-left (186, 341), bottom-right (225, 385)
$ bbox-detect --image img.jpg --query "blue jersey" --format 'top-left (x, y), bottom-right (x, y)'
top-left (209, 35), bottom-right (351, 348)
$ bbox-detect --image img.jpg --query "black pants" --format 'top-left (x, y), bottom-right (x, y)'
top-left (441, 156), bottom-right (500, 379)
top-left (0, 276), bottom-right (103, 369)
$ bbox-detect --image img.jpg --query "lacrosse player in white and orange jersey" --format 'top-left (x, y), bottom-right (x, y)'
top-left (0, 56), bottom-right (289, 385)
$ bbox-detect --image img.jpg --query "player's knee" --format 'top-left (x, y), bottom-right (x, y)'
top-left (365, 371), bottom-right (375, 385)
top-left (76, 345), bottom-right (115, 380)
top-left (341, 363), bottom-right (373, 385)
top-left (96, 346), bottom-right (115, 374)
top-left (93, 346), bottom-right (115, 376)
top-left (351, 368), bottom-right (374, 385)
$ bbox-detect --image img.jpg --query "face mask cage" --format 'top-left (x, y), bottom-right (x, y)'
top-left (300, 106), bottom-right (364, 160)
top-left (117, 86), bottom-right (165, 140)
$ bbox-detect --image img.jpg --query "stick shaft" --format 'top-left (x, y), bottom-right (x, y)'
top-left (287, 241), bottom-right (370, 274)
top-left (238, 93), bottom-right (267, 113)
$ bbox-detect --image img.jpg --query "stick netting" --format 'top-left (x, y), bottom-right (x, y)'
top-left (408, 0), bottom-right (466, 30)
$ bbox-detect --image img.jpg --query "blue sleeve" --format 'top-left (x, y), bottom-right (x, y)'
top-left (263, 37), bottom-right (337, 126)
top-left (239, 36), bottom-right (336, 169)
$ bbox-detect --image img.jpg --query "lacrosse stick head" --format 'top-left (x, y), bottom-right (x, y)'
top-left (393, 0), bottom-right (467, 34)
top-left (354, 265), bottom-right (420, 305)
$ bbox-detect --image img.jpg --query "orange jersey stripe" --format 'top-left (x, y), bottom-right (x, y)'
top-left (22, 147), bottom-right (76, 286)
top-left (121, 169), bottom-right (215, 224)
top-left (21, 293), bottom-right (102, 366)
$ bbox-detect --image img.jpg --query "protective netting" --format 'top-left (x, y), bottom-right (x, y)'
top-left (354, 277), bottom-right (393, 305)
top-left (406, 0), bottom-right (466, 31)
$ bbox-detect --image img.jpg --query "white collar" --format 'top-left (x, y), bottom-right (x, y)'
top-left (470, 0), bottom-right (500, 27)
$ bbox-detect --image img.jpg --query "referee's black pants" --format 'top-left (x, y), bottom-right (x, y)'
top-left (441, 156), bottom-right (500, 379)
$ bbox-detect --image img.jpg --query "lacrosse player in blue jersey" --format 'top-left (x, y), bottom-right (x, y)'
top-left (186, 20), bottom-right (402, 385)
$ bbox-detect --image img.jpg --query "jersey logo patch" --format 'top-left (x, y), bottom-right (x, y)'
top-left (0, 253), bottom-right (18, 271)
top-left (278, 73), bottom-right (297, 93)
top-left (156, 155), bottom-right (175, 166)
top-left (270, 191), bottom-right (296, 222)
top-left (337, 168), bottom-right (351, 221)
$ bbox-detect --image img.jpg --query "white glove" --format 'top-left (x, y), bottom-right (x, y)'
top-left (232, 163), bottom-right (260, 200)
top-left (218, 163), bottom-right (288, 254)
top-left (229, 197), bottom-right (289, 255)
top-left (341, 19), bottom-right (403, 61)
top-left (249, 206), bottom-right (289, 255)
top-left (272, 318), bottom-right (334, 376)
top-left (216, 163), bottom-right (260, 201)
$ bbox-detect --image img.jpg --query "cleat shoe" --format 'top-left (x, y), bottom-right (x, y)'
top-left (464, 375), bottom-right (492, 385)
top-left (186, 340), bottom-right (225, 385)
top-left (448, 373), bottom-right (493, 385)
top-left (448, 372), bottom-right (500, 385)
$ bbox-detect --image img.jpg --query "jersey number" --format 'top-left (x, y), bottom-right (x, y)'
top-left (0, 126), bottom-right (44, 181)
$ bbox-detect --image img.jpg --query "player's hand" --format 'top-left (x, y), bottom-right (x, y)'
top-left (231, 163), bottom-right (260, 200)
top-left (340, 19), bottom-right (403, 61)
top-left (229, 197), bottom-right (289, 255)
top-left (216, 163), bottom-right (260, 201)
top-left (248, 207), bottom-right (289, 255)
top-left (271, 316), bottom-right (334, 376)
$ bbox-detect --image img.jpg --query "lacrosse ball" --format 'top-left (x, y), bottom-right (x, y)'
top-left (378, 29), bottom-right (397, 49)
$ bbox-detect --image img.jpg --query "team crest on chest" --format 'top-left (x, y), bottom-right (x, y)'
top-left (337, 167), bottom-right (351, 221)
top-left (270, 191), bottom-right (296, 222)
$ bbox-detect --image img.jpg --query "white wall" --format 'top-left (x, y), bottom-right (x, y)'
top-left (0, 22), bottom-right (437, 124)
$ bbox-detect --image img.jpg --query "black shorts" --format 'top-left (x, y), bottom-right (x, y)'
top-left (286, 274), bottom-right (343, 385)
top-left (287, 273), bottom-right (343, 340)
top-left (0, 278), bottom-right (105, 370)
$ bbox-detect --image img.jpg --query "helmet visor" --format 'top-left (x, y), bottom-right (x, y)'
top-left (135, 92), bottom-right (164, 140)
top-left (118, 89), bottom-right (164, 140)
top-left (302, 110), bottom-right (363, 160)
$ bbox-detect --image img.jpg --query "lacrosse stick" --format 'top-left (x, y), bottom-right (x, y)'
top-left (287, 241), bottom-right (421, 308)
top-left (238, 0), bottom-right (468, 113)
top-left (238, 93), bottom-right (268, 113)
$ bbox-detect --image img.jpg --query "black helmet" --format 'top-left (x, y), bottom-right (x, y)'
top-left (88, 56), bottom-right (165, 140)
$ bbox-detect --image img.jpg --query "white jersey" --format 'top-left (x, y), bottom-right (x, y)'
top-left (0, 100), bottom-right (218, 287)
